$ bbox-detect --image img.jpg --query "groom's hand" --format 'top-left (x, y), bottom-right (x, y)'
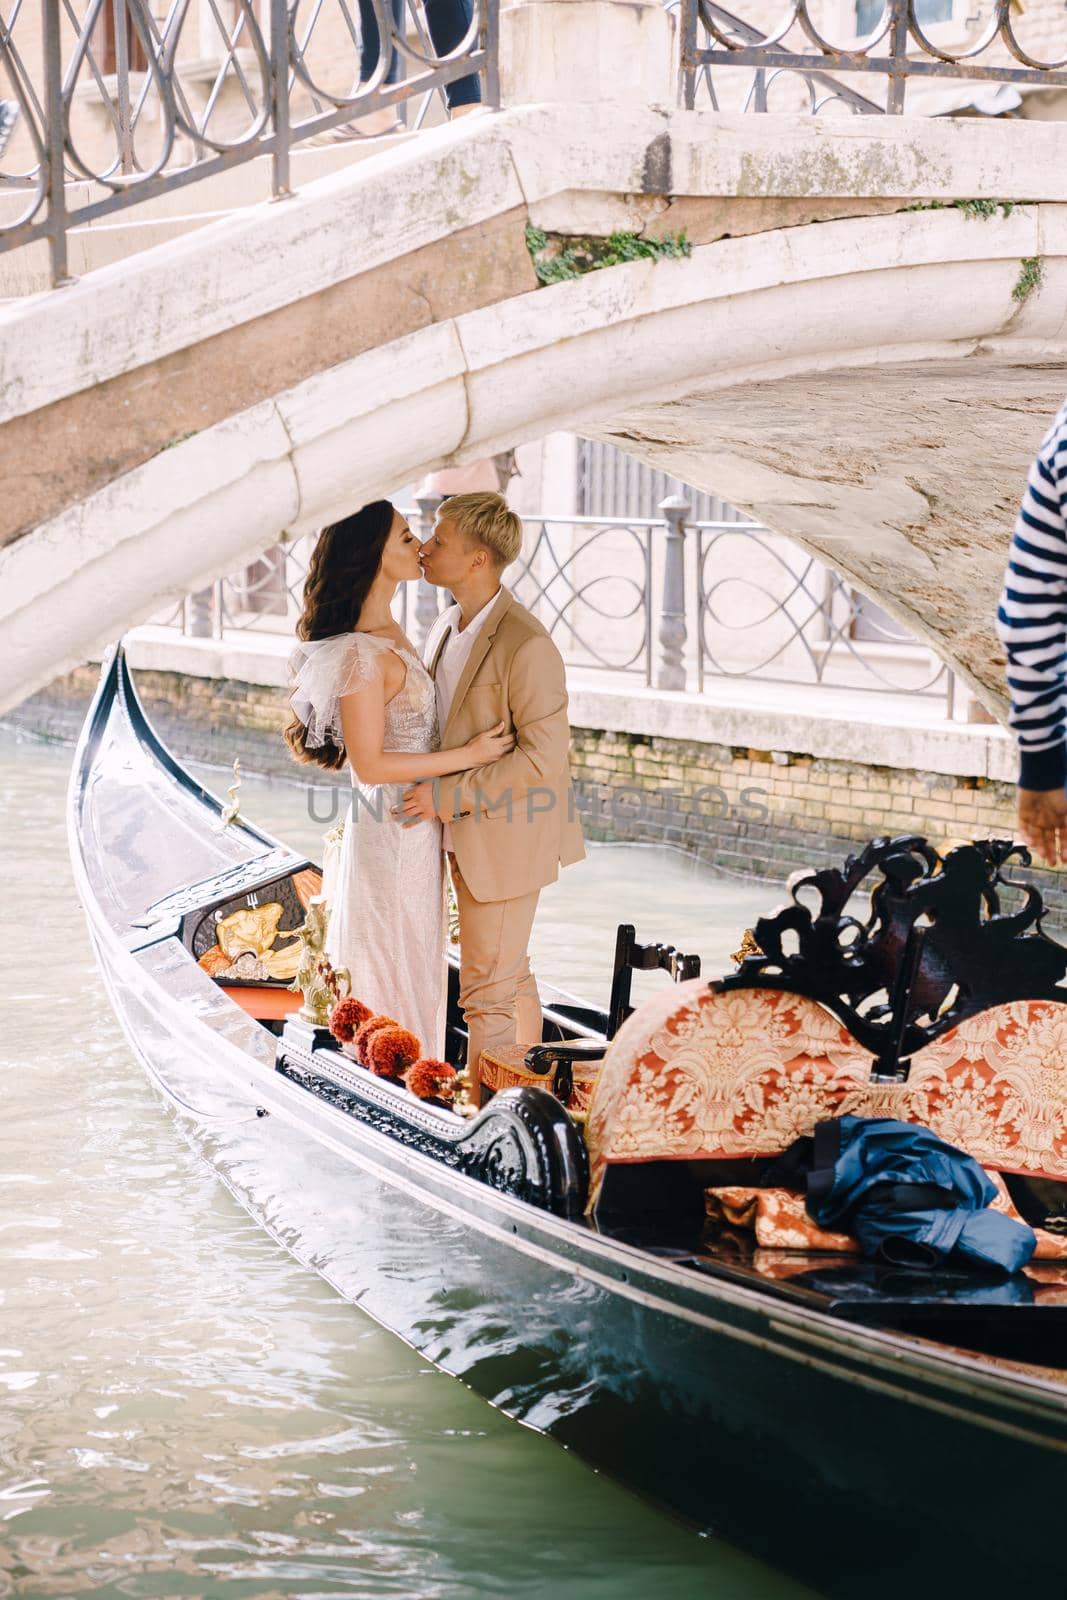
top-left (393, 781), bottom-right (438, 826)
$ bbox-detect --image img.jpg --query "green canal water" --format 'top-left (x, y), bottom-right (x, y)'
top-left (0, 727), bottom-right (819, 1600)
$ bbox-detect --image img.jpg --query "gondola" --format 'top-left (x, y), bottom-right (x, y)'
top-left (70, 646), bottom-right (1067, 1596)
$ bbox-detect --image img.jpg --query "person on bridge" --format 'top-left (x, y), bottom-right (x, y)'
top-left (997, 398), bottom-right (1067, 866)
top-left (354, 0), bottom-right (482, 133)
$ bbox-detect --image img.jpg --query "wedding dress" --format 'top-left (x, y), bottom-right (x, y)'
top-left (289, 631), bottom-right (446, 1059)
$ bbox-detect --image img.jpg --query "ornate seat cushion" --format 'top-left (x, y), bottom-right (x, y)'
top-left (586, 982), bottom-right (1067, 1210)
top-left (480, 1043), bottom-right (601, 1113)
top-left (705, 1172), bottom-right (1067, 1260)
top-left (892, 1001), bottom-right (1067, 1180)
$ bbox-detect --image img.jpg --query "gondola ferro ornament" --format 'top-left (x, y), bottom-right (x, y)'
top-left (219, 757), bottom-right (243, 829)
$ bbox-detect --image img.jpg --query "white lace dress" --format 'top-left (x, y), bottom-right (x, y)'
top-left (289, 631), bottom-right (446, 1059)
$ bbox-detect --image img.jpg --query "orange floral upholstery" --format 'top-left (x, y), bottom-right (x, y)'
top-left (479, 1043), bottom-right (601, 1113)
top-left (705, 1185), bottom-right (857, 1252)
top-left (704, 1171), bottom-right (1067, 1260)
top-left (892, 1002), bottom-right (1067, 1178)
top-left (586, 981), bottom-right (1067, 1211)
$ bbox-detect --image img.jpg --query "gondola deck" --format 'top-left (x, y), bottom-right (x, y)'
top-left (69, 646), bottom-right (1067, 1595)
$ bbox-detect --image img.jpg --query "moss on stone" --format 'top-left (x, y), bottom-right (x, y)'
top-left (1012, 255), bottom-right (1044, 304)
top-left (525, 225), bottom-right (691, 286)
top-left (904, 199), bottom-right (1020, 219)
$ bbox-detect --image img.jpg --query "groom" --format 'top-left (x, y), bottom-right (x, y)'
top-left (395, 491), bottom-right (585, 1090)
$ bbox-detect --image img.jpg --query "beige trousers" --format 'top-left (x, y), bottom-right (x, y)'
top-left (448, 853), bottom-right (542, 1087)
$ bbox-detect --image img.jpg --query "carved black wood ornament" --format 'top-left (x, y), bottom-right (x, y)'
top-left (718, 835), bottom-right (1067, 1076)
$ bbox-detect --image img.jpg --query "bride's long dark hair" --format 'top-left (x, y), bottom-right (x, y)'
top-left (284, 500), bottom-right (395, 771)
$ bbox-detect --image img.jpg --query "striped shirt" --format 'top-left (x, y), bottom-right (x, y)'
top-left (996, 399), bottom-right (1067, 791)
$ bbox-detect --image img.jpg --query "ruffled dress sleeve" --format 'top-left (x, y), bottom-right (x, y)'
top-left (288, 632), bottom-right (392, 751)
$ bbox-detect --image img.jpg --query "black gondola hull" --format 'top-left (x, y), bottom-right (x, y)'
top-left (70, 650), bottom-right (1067, 1594)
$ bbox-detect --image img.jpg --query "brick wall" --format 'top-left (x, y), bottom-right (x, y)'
top-left (565, 727), bottom-right (1067, 919)
top-left (569, 724), bottom-right (1018, 862)
top-left (12, 663), bottom-right (1063, 912)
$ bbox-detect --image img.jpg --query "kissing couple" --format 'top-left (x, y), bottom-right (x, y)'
top-left (285, 492), bottom-right (585, 1093)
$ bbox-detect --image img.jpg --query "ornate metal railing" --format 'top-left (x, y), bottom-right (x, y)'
top-left (692, 515), bottom-right (950, 699)
top-left (152, 494), bottom-right (954, 709)
top-left (679, 0), bottom-right (1067, 115)
top-left (4, 2), bottom-right (1065, 288)
top-left (0, 0), bottom-right (497, 284)
top-left (507, 513), bottom-right (656, 680)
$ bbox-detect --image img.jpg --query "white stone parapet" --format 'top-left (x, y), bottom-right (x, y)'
top-left (121, 626), bottom-right (1016, 783)
top-left (3, 6), bottom-right (1067, 724)
top-left (500, 0), bottom-right (675, 108)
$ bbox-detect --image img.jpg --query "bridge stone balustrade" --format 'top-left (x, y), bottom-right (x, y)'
top-left (1, 0), bottom-right (1067, 724)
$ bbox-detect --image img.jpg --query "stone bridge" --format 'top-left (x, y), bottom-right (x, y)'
top-left (2, 0), bottom-right (1067, 716)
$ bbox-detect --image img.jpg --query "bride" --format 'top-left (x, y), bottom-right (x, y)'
top-left (284, 500), bottom-right (514, 1057)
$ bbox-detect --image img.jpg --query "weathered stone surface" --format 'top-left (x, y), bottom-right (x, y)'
top-left (646, 194), bottom-right (912, 245)
top-left (589, 359), bottom-right (1066, 720)
top-left (4, 104), bottom-right (1067, 713)
top-left (0, 207), bottom-right (536, 550)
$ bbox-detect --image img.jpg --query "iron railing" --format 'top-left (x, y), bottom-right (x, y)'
top-left (0, 0), bottom-right (498, 284)
top-left (4, 1), bottom-right (1065, 287)
top-left (679, 0), bottom-right (1067, 115)
top-left (153, 494), bottom-right (954, 709)
top-left (5, 0), bottom-right (1066, 291)
top-left (692, 514), bottom-right (950, 699)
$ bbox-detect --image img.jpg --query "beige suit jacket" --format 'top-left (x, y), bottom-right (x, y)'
top-left (425, 589), bottom-right (585, 903)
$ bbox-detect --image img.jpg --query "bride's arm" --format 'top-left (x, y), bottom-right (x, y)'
top-left (339, 679), bottom-right (514, 785)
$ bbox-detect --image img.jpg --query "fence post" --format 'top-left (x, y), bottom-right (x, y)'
top-left (42, 0), bottom-right (70, 286)
top-left (677, 0), bottom-right (698, 110)
top-left (885, 0), bottom-right (908, 113)
top-left (413, 493), bottom-right (444, 648)
top-left (482, 0), bottom-right (501, 109)
top-left (269, 0), bottom-right (292, 198)
top-left (656, 495), bottom-right (690, 691)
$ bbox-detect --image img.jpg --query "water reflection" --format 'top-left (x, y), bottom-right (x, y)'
top-left (0, 728), bottom-right (812, 1599)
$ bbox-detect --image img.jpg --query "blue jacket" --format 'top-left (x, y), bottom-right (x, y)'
top-left (802, 1116), bottom-right (1036, 1276)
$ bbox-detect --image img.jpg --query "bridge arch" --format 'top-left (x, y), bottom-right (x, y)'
top-left (2, 107), bottom-right (1067, 713)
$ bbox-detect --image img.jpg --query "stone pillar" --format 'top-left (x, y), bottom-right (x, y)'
top-left (500, 0), bottom-right (675, 109)
top-left (187, 582), bottom-right (218, 638)
top-left (656, 494), bottom-right (689, 692)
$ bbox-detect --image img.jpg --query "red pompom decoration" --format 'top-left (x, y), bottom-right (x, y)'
top-left (403, 1058), bottom-right (457, 1103)
top-left (351, 1014), bottom-right (398, 1065)
top-left (329, 996), bottom-right (373, 1043)
top-left (366, 1025), bottom-right (421, 1078)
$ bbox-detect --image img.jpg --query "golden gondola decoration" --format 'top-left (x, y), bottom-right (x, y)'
top-left (288, 894), bottom-right (350, 1026)
top-left (197, 902), bottom-right (303, 981)
top-left (731, 927), bottom-right (763, 967)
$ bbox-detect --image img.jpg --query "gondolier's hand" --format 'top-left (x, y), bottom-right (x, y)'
top-left (393, 781), bottom-right (439, 826)
top-left (1017, 786), bottom-right (1067, 866)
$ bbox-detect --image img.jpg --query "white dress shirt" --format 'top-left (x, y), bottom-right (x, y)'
top-left (434, 589), bottom-right (500, 849)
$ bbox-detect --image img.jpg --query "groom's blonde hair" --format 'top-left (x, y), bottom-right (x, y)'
top-left (441, 492), bottom-right (523, 568)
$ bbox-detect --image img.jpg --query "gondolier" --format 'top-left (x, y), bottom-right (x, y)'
top-left (997, 397), bottom-right (1067, 865)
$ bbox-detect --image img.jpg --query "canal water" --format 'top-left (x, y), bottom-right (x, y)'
top-left (1, 727), bottom-right (816, 1600)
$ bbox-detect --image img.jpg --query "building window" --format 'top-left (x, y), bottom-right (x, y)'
top-left (856, 0), bottom-right (953, 34)
top-left (94, 3), bottom-right (148, 74)
top-left (575, 438), bottom-right (746, 524)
